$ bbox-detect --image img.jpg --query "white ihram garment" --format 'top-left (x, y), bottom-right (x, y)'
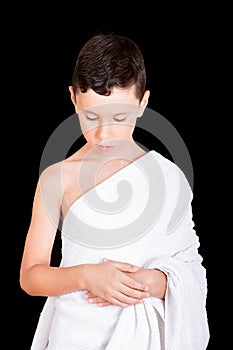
top-left (30, 150), bottom-right (210, 349)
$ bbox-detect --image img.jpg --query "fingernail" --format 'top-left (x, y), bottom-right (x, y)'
top-left (144, 286), bottom-right (149, 291)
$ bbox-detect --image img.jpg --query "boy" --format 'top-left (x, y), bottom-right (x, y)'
top-left (20, 33), bottom-right (209, 349)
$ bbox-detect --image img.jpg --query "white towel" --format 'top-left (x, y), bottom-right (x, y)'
top-left (31, 150), bottom-right (210, 349)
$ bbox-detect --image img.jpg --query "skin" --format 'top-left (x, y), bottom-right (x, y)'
top-left (20, 85), bottom-right (167, 309)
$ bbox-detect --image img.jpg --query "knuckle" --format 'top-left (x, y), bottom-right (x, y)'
top-left (111, 270), bottom-right (118, 279)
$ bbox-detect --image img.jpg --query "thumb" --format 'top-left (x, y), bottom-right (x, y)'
top-left (103, 258), bottom-right (139, 272)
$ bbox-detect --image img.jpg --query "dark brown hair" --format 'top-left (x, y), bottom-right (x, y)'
top-left (72, 33), bottom-right (146, 102)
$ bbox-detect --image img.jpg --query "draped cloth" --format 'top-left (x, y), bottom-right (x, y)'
top-left (30, 150), bottom-right (210, 349)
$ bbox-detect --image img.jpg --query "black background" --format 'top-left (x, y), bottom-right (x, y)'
top-left (12, 6), bottom-right (223, 349)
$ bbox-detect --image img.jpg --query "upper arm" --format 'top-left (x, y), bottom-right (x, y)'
top-left (20, 163), bottom-right (64, 272)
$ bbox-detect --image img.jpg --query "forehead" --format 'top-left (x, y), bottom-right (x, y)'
top-left (78, 104), bottom-right (139, 118)
top-left (76, 87), bottom-right (139, 113)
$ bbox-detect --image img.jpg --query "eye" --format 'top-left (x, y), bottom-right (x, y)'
top-left (113, 117), bottom-right (127, 122)
top-left (86, 116), bottom-right (98, 121)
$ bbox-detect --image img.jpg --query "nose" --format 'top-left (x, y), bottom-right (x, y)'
top-left (95, 123), bottom-right (113, 142)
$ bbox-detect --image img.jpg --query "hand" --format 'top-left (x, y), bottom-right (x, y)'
top-left (83, 258), bottom-right (150, 308)
top-left (84, 260), bottom-right (167, 306)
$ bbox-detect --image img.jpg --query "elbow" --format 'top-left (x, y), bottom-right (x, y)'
top-left (19, 274), bottom-right (30, 295)
top-left (19, 270), bottom-right (37, 296)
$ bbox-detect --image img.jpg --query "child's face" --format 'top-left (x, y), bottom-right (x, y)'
top-left (70, 86), bottom-right (149, 154)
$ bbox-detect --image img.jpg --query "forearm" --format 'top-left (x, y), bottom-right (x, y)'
top-left (20, 264), bottom-right (88, 297)
top-left (146, 268), bottom-right (167, 299)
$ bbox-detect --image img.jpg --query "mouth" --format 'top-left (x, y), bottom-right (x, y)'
top-left (96, 144), bottom-right (115, 151)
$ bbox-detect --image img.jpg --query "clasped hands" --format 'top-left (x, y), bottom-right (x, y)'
top-left (83, 258), bottom-right (167, 308)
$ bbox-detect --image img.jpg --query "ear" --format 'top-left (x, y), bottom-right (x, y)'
top-left (138, 90), bottom-right (150, 117)
top-left (69, 86), bottom-right (78, 111)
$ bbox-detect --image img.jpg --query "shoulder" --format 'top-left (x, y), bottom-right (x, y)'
top-left (37, 161), bottom-right (68, 203)
top-left (39, 156), bottom-right (81, 180)
top-left (150, 150), bottom-right (179, 173)
top-left (150, 150), bottom-right (193, 197)
top-left (150, 151), bottom-right (195, 231)
top-left (39, 161), bottom-right (63, 184)
top-left (38, 155), bottom-right (84, 194)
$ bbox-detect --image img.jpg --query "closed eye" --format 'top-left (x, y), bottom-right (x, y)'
top-left (85, 116), bottom-right (127, 122)
top-left (113, 117), bottom-right (127, 122)
top-left (86, 116), bottom-right (98, 121)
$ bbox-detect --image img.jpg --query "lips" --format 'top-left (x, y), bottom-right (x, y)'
top-left (97, 145), bottom-right (115, 151)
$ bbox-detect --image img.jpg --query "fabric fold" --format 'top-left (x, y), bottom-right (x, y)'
top-left (31, 297), bottom-right (55, 350)
top-left (143, 248), bottom-right (209, 349)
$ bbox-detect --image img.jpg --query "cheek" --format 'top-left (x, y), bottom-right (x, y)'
top-left (81, 123), bottom-right (97, 135)
top-left (83, 129), bottom-right (96, 141)
top-left (114, 124), bottom-right (135, 137)
top-left (79, 121), bottom-right (96, 137)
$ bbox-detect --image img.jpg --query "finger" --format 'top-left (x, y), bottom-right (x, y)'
top-left (109, 293), bottom-right (143, 308)
top-left (118, 287), bottom-right (149, 304)
top-left (87, 296), bottom-right (107, 304)
top-left (85, 291), bottom-right (129, 308)
top-left (103, 258), bottom-right (139, 272)
top-left (122, 274), bottom-right (149, 292)
top-left (84, 291), bottom-right (95, 299)
top-left (98, 302), bottom-right (112, 307)
top-left (118, 282), bottom-right (150, 301)
top-left (108, 295), bottom-right (132, 308)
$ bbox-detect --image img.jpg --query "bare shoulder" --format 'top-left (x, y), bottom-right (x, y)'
top-left (39, 161), bottom-right (64, 183)
top-left (37, 161), bottom-right (65, 203)
top-left (39, 150), bottom-right (83, 179)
